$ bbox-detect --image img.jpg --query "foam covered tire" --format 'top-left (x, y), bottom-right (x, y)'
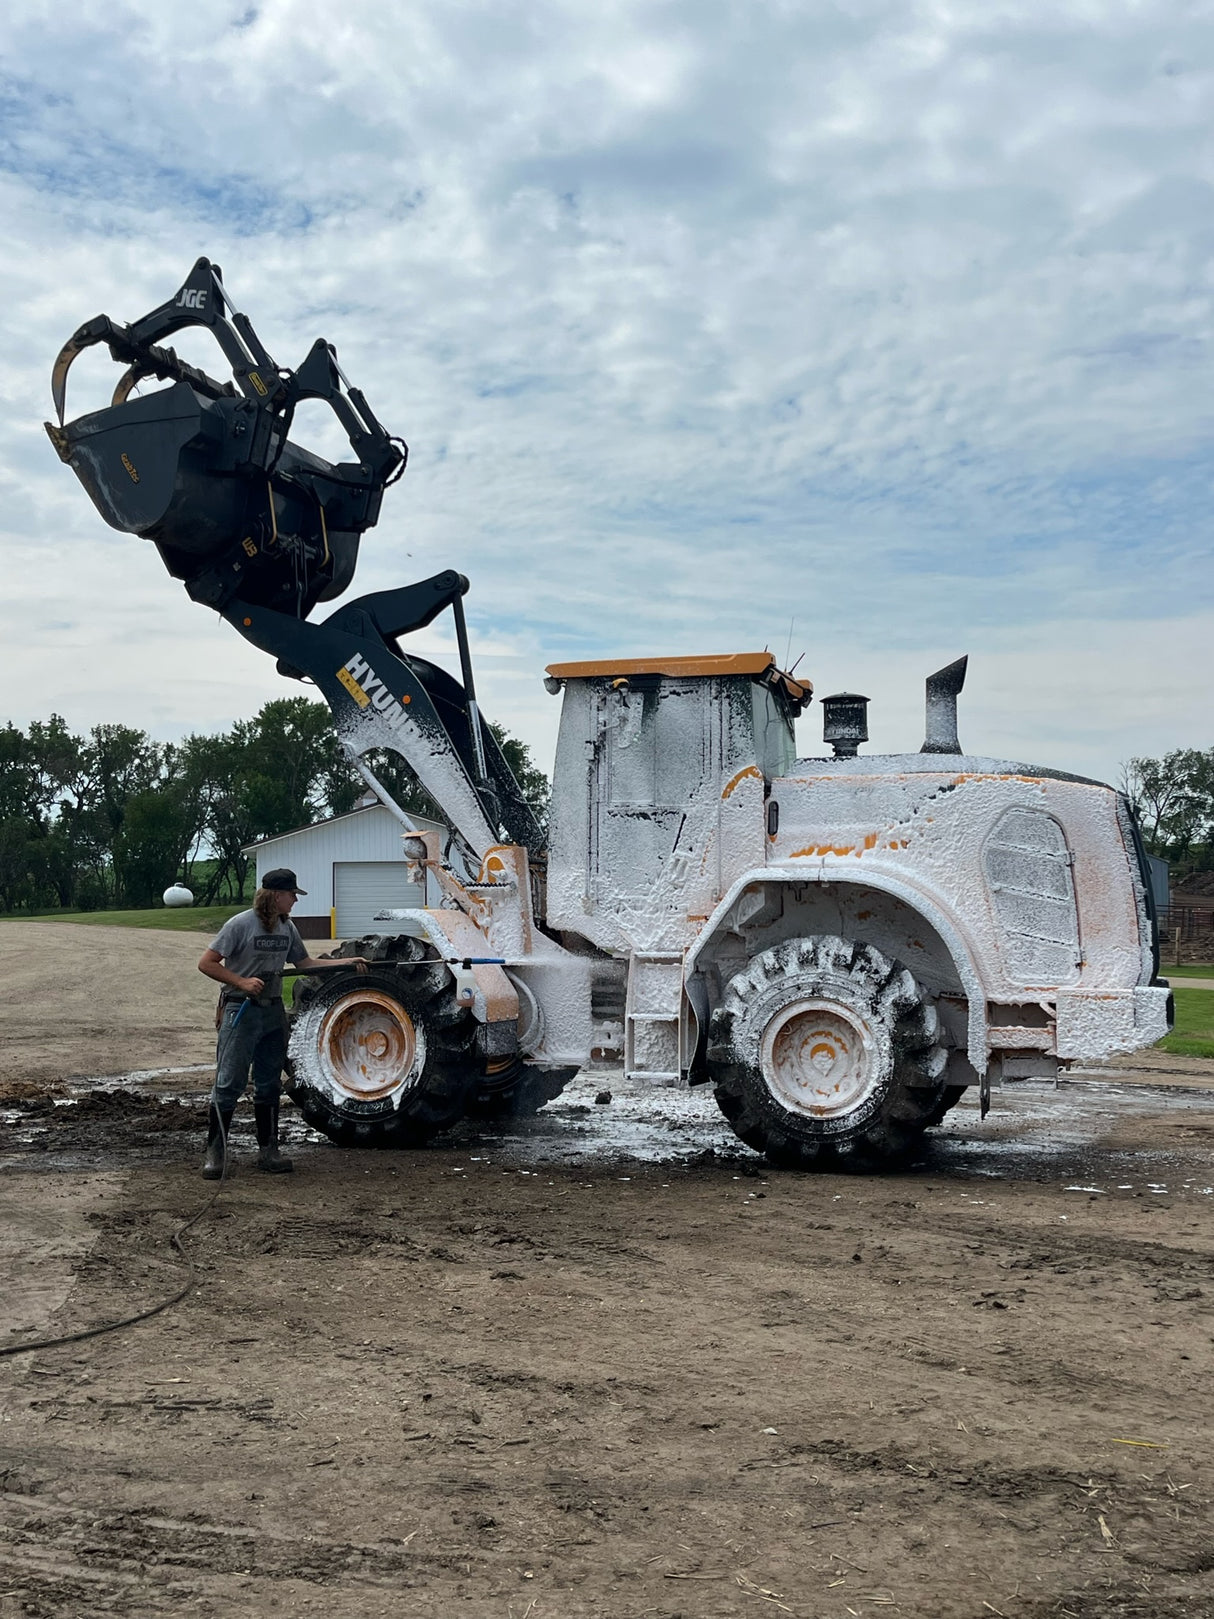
top-left (468, 1060), bottom-right (580, 1120)
top-left (287, 938), bottom-right (476, 1147)
top-left (708, 936), bottom-right (949, 1170)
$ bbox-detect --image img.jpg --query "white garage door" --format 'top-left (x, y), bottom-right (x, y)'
top-left (334, 862), bottom-right (424, 938)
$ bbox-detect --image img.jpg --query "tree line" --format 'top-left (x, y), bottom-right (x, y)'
top-left (3, 708), bottom-right (1204, 914)
top-left (1123, 747), bottom-right (1214, 873)
top-left (0, 699), bottom-right (548, 913)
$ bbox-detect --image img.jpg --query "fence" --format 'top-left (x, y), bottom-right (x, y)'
top-left (1159, 902), bottom-right (1214, 964)
top-left (1161, 902), bottom-right (1214, 937)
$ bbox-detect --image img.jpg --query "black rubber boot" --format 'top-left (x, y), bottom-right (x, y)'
top-left (201, 1105), bottom-right (235, 1180)
top-left (254, 1102), bottom-right (294, 1174)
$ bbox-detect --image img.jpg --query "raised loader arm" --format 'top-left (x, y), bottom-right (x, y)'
top-left (227, 571), bottom-right (544, 862)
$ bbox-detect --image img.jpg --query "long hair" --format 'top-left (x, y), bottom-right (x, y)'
top-left (253, 887), bottom-right (279, 931)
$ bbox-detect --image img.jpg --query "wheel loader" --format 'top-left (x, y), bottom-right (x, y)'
top-left (46, 260), bottom-right (1173, 1169)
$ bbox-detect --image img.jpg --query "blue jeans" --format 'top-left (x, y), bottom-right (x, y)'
top-left (212, 1000), bottom-right (287, 1111)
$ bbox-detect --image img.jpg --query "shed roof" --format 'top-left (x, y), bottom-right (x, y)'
top-left (242, 804), bottom-right (445, 854)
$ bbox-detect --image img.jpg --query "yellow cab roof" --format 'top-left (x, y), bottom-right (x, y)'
top-left (544, 652), bottom-right (812, 707)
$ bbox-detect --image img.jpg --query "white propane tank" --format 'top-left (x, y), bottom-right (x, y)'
top-left (163, 884), bottom-right (194, 908)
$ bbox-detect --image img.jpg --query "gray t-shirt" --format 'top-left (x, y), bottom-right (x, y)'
top-left (210, 909), bottom-right (307, 998)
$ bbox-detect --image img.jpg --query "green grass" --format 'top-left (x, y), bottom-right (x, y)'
top-left (0, 904), bottom-right (247, 932)
top-left (1158, 984), bottom-right (1214, 1059)
top-left (1160, 961), bottom-right (1214, 979)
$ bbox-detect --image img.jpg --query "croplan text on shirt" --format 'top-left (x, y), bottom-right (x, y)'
top-left (209, 910), bottom-right (307, 996)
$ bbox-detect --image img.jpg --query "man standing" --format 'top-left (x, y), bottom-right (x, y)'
top-left (197, 868), bottom-right (366, 1178)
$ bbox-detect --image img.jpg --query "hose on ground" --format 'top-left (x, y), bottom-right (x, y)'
top-left (0, 1113), bottom-right (232, 1360)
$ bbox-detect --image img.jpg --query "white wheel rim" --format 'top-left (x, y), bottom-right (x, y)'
top-left (759, 999), bottom-right (882, 1119)
top-left (315, 989), bottom-right (425, 1102)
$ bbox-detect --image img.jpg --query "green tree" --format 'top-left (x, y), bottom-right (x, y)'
top-left (0, 817), bottom-right (39, 911)
top-left (113, 784), bottom-right (196, 908)
top-left (0, 717), bottom-right (191, 911)
top-left (0, 724), bottom-right (44, 910)
top-left (233, 698), bottom-right (347, 834)
top-left (0, 694), bottom-right (550, 914)
top-left (0, 717), bottom-right (90, 909)
top-left (177, 699), bottom-right (355, 903)
top-left (71, 725), bottom-right (168, 906)
top-left (1123, 747), bottom-right (1214, 868)
top-left (0, 724), bottom-right (39, 823)
top-left (489, 723), bottom-right (550, 834)
top-left (173, 731), bottom-right (257, 904)
top-left (26, 716), bottom-right (85, 823)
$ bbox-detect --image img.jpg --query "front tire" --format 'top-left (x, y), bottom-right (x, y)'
top-left (708, 936), bottom-right (948, 1170)
top-left (287, 939), bottom-right (476, 1147)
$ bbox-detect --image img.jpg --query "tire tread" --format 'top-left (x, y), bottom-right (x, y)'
top-left (708, 934), bottom-right (951, 1171)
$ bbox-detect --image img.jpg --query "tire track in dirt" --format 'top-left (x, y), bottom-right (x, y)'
top-left (4, 1089), bottom-right (1213, 1616)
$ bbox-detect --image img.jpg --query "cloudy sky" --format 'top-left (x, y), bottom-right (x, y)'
top-left (2, 0), bottom-right (1212, 785)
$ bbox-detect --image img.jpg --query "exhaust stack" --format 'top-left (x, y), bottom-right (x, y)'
top-left (920, 656), bottom-right (967, 754)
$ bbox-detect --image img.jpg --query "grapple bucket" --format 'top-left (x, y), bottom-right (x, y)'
top-left (46, 258), bottom-right (406, 618)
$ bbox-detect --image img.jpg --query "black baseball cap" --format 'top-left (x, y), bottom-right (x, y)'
top-left (262, 867), bottom-right (307, 895)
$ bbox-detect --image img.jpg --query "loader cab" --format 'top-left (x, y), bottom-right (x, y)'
top-left (542, 654), bottom-right (811, 955)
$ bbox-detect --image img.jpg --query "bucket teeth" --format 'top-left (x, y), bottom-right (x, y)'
top-left (50, 326), bottom-right (101, 425)
top-left (111, 364), bottom-right (145, 408)
top-left (43, 420), bottom-right (71, 463)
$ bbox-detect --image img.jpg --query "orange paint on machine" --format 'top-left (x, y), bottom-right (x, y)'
top-left (721, 765), bottom-right (763, 800)
top-left (789, 831), bottom-right (878, 859)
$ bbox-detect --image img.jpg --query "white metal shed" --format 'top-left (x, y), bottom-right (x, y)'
top-left (243, 800), bottom-right (446, 939)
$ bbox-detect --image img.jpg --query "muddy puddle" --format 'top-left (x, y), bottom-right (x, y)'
top-left (452, 1072), bottom-right (1214, 1198)
top-left (4, 1063), bottom-right (1214, 1197)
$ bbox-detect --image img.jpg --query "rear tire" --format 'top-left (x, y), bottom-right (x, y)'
top-left (708, 936), bottom-right (949, 1170)
top-left (287, 937), bottom-right (476, 1147)
top-left (922, 1084), bottom-right (968, 1129)
top-left (468, 1060), bottom-right (579, 1120)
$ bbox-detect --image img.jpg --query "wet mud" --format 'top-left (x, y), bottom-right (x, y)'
top-left (3, 1066), bottom-right (1213, 1619)
top-left (1, 920), bottom-right (1212, 1616)
top-left (5, 1062), bottom-right (1214, 1192)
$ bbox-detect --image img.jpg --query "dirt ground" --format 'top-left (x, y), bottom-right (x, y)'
top-left (1, 921), bottom-right (1212, 1619)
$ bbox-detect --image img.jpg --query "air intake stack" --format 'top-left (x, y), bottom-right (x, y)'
top-left (821, 692), bottom-right (869, 758)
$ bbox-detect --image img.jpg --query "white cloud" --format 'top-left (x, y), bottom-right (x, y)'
top-left (0, 0), bottom-right (1211, 788)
